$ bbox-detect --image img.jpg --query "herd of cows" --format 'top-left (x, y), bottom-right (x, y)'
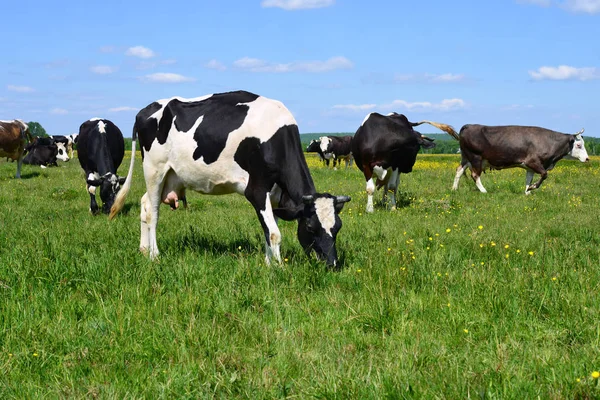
top-left (0, 90), bottom-right (591, 268)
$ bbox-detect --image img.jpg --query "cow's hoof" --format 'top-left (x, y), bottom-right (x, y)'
top-left (366, 206), bottom-right (374, 213)
top-left (390, 206), bottom-right (397, 211)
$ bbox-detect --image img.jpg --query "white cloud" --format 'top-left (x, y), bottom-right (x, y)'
top-left (261, 0), bottom-right (334, 10)
top-left (233, 56), bottom-right (352, 73)
top-left (204, 59), bottom-right (227, 71)
top-left (126, 46), bottom-right (156, 59)
top-left (141, 72), bottom-right (195, 83)
top-left (7, 85), bottom-right (35, 93)
top-left (333, 99), bottom-right (466, 113)
top-left (50, 108), bottom-right (68, 115)
top-left (518, 0), bottom-right (600, 13)
top-left (90, 65), bottom-right (117, 75)
top-left (108, 106), bottom-right (138, 112)
top-left (564, 0), bottom-right (600, 13)
top-left (529, 65), bottom-right (600, 81)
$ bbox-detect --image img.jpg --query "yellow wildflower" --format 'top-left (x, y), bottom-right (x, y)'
top-left (592, 371), bottom-right (600, 379)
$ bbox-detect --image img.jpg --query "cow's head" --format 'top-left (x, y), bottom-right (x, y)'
top-left (55, 142), bottom-right (70, 162)
top-left (566, 129), bottom-right (589, 162)
top-left (87, 173), bottom-right (126, 214)
top-left (306, 139), bottom-right (321, 153)
top-left (275, 194), bottom-right (351, 268)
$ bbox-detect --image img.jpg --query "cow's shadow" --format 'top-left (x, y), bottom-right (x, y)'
top-left (172, 227), bottom-right (257, 255)
top-left (18, 172), bottom-right (42, 180)
top-left (377, 190), bottom-right (413, 209)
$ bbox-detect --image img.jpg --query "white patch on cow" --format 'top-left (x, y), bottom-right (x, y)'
top-left (319, 136), bottom-right (331, 153)
top-left (475, 176), bottom-right (487, 193)
top-left (55, 143), bottom-right (70, 161)
top-left (452, 162), bottom-right (468, 190)
top-left (566, 134), bottom-right (589, 162)
top-left (361, 113), bottom-right (374, 127)
top-left (366, 178), bottom-right (375, 213)
top-left (373, 165), bottom-right (388, 181)
top-left (259, 192), bottom-right (282, 265)
top-left (315, 197), bottom-right (335, 237)
top-left (97, 121), bottom-right (106, 133)
top-left (87, 172), bottom-right (100, 194)
top-left (89, 117), bottom-right (102, 121)
top-left (148, 94), bottom-right (214, 126)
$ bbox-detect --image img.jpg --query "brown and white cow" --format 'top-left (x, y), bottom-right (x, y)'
top-left (0, 119), bottom-right (32, 178)
top-left (447, 124), bottom-right (590, 194)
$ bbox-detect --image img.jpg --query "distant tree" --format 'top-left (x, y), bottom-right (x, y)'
top-left (26, 121), bottom-right (48, 138)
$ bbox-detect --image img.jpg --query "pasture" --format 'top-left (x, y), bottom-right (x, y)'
top-left (0, 152), bottom-right (599, 398)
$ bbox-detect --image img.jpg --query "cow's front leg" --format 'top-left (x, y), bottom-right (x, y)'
top-left (525, 170), bottom-right (534, 195)
top-left (88, 185), bottom-right (99, 215)
top-left (247, 189), bottom-right (281, 265)
top-left (363, 166), bottom-right (375, 213)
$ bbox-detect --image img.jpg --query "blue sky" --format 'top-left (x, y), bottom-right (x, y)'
top-left (1, 0), bottom-right (599, 136)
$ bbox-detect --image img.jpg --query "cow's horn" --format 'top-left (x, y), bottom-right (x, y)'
top-left (335, 195), bottom-right (351, 204)
top-left (574, 128), bottom-right (585, 136)
top-left (302, 195), bottom-right (314, 204)
top-left (421, 134), bottom-right (435, 142)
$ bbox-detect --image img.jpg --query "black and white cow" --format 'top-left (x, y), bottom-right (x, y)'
top-left (319, 135), bottom-right (354, 169)
top-left (110, 90), bottom-right (351, 267)
top-left (352, 112), bottom-right (452, 212)
top-left (77, 118), bottom-right (125, 215)
top-left (52, 133), bottom-right (78, 158)
top-left (23, 137), bottom-right (70, 167)
top-left (446, 124), bottom-right (590, 194)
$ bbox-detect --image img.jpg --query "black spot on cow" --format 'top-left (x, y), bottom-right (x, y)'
top-left (135, 91), bottom-right (259, 164)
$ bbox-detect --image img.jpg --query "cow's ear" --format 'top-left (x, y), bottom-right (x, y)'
top-left (334, 195), bottom-right (351, 213)
top-left (118, 176), bottom-right (126, 184)
top-left (87, 178), bottom-right (102, 186)
top-left (273, 206), bottom-right (304, 221)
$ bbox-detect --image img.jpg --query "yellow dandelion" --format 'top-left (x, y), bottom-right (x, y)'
top-left (33, 353), bottom-right (38, 357)
top-left (284, 258), bottom-right (289, 262)
top-left (552, 277), bottom-right (557, 281)
top-left (357, 269), bottom-right (362, 273)
top-left (504, 244), bottom-right (509, 249)
top-left (516, 249), bottom-right (521, 253)
top-left (463, 329), bottom-right (469, 334)
top-left (592, 371), bottom-right (600, 379)
top-left (446, 228), bottom-right (451, 233)
top-left (238, 246), bottom-right (242, 250)
top-left (440, 244), bottom-right (444, 248)
top-left (479, 244), bottom-right (484, 248)
top-left (576, 378), bottom-right (581, 383)
top-left (435, 233), bottom-right (440, 237)
top-left (480, 261), bottom-right (485, 265)
top-left (478, 225), bottom-right (483, 230)
top-left (528, 251), bottom-right (534, 256)
top-left (429, 237), bottom-right (433, 241)
top-left (505, 254), bottom-right (509, 259)
top-left (447, 303), bottom-right (451, 307)
top-left (387, 247), bottom-right (391, 252)
top-left (491, 242), bottom-right (496, 247)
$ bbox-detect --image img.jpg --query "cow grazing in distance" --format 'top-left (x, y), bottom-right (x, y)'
top-left (306, 139), bottom-right (326, 163)
top-left (320, 135), bottom-right (354, 169)
top-left (77, 118), bottom-right (125, 214)
top-left (23, 137), bottom-right (70, 167)
top-left (352, 112), bottom-right (453, 212)
top-left (110, 90), bottom-right (351, 268)
top-left (446, 124), bottom-right (590, 194)
top-left (0, 119), bottom-right (32, 178)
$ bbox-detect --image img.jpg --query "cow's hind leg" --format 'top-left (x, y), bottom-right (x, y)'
top-left (140, 192), bottom-right (151, 253)
top-left (452, 159), bottom-right (470, 190)
top-left (142, 165), bottom-right (169, 260)
top-left (387, 169), bottom-right (400, 210)
top-left (15, 153), bottom-right (24, 179)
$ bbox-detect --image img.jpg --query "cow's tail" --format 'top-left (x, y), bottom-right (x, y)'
top-left (413, 120), bottom-right (460, 141)
top-left (109, 126), bottom-right (137, 220)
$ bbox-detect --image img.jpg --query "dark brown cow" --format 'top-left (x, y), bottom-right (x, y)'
top-left (448, 124), bottom-right (590, 194)
top-left (320, 135), bottom-right (354, 169)
top-left (0, 120), bottom-right (32, 178)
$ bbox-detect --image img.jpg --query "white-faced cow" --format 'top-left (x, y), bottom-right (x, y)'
top-left (352, 112), bottom-right (452, 212)
top-left (447, 124), bottom-right (590, 194)
top-left (110, 91), bottom-right (351, 267)
top-left (320, 136), bottom-right (354, 169)
top-left (77, 118), bottom-right (125, 215)
top-left (23, 137), bottom-right (70, 167)
top-left (52, 133), bottom-right (78, 159)
top-left (0, 119), bottom-right (32, 178)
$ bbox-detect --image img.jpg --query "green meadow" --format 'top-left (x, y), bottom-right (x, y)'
top-left (0, 151), bottom-right (599, 398)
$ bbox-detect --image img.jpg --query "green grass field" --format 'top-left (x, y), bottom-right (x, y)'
top-left (0, 152), bottom-right (599, 398)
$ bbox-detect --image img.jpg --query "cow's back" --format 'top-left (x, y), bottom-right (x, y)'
top-left (78, 119), bottom-right (125, 173)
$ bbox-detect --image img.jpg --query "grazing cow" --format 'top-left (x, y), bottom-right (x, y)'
top-left (320, 135), bottom-right (354, 169)
top-left (446, 124), bottom-right (590, 194)
top-left (23, 137), bottom-right (70, 167)
top-left (77, 118), bottom-right (125, 214)
top-left (0, 119), bottom-right (32, 178)
top-left (110, 90), bottom-right (351, 267)
top-left (352, 112), bottom-right (452, 212)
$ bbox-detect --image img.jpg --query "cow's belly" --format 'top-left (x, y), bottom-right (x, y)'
top-left (143, 135), bottom-right (249, 196)
top-left (0, 144), bottom-right (22, 160)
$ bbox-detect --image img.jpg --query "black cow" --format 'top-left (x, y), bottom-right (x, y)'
top-left (77, 118), bottom-right (125, 214)
top-left (110, 90), bottom-right (351, 268)
top-left (23, 137), bottom-right (70, 167)
top-left (447, 124), bottom-right (590, 194)
top-left (320, 135), bottom-right (354, 169)
top-left (352, 112), bottom-right (452, 212)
